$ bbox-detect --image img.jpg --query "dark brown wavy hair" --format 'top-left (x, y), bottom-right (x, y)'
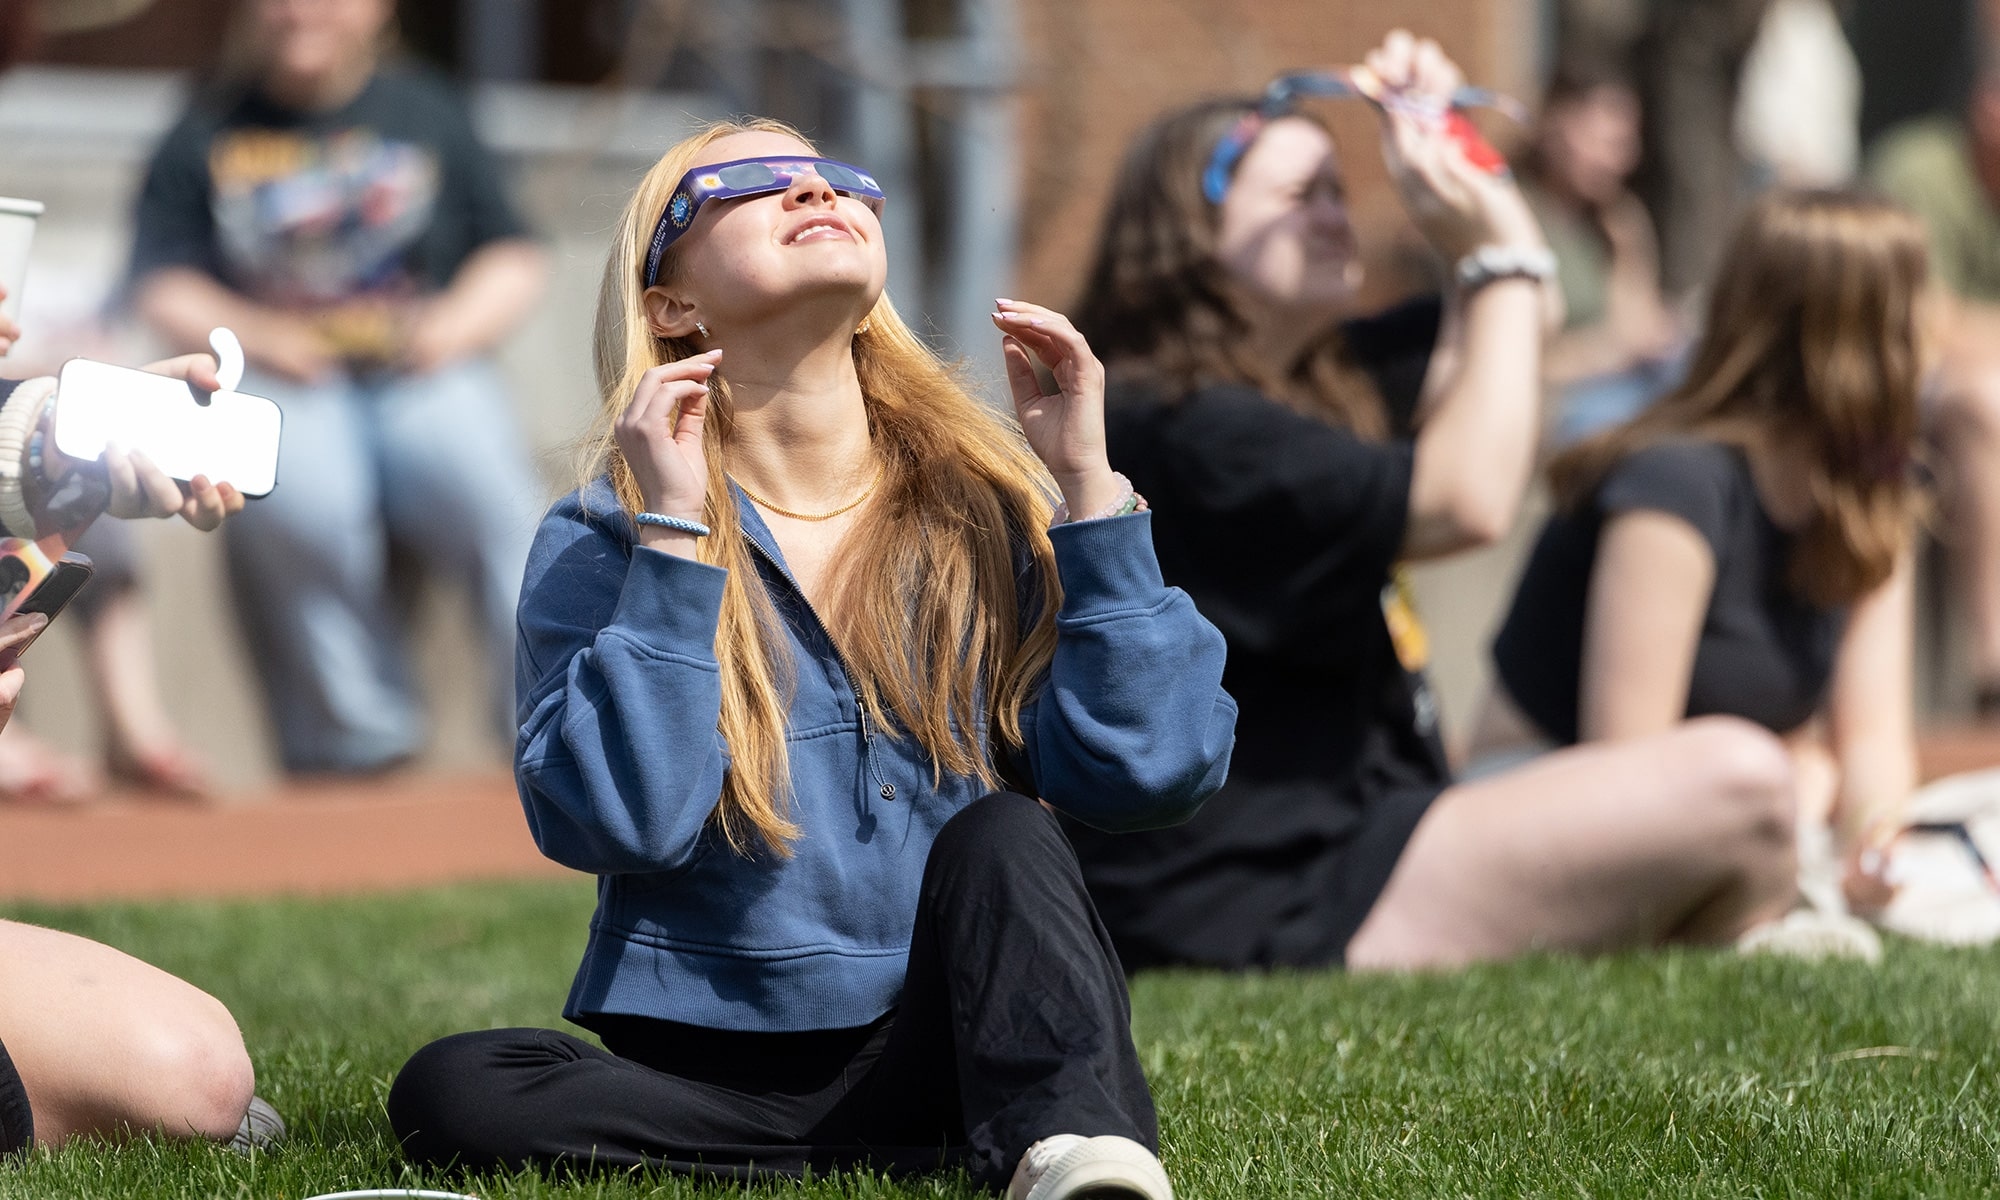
top-left (1549, 188), bottom-right (1931, 608)
top-left (1075, 98), bottom-right (1391, 439)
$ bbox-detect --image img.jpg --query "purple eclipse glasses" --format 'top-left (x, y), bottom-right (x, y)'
top-left (1202, 68), bottom-right (1528, 205)
top-left (642, 156), bottom-right (887, 286)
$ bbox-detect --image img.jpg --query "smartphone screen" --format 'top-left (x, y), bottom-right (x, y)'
top-left (53, 359), bottom-right (282, 496)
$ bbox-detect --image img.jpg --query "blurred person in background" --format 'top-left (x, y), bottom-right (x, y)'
top-left (0, 0), bottom-right (280, 1156)
top-left (129, 0), bottom-right (547, 773)
top-left (1870, 57), bottom-right (2000, 717)
top-left (1522, 59), bottom-right (1683, 444)
top-left (1476, 190), bottom-right (1931, 952)
top-left (0, 369), bottom-right (271, 1155)
top-left (1065, 31), bottom-right (1807, 972)
top-left (1557, 0), bottom-right (1777, 297)
top-left (0, 0), bottom-right (216, 803)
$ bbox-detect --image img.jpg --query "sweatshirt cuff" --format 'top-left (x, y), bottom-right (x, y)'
top-left (608, 544), bottom-right (728, 660)
top-left (1048, 511), bottom-right (1167, 619)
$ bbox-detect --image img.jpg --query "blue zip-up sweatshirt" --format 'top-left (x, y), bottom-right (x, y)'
top-left (515, 478), bottom-right (1237, 1032)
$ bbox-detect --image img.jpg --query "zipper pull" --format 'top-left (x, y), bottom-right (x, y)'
top-left (855, 687), bottom-right (896, 801)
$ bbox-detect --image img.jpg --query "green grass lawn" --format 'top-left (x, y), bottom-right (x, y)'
top-left (3, 879), bottom-right (1997, 1198)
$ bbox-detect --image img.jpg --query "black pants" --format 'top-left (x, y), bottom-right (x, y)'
top-left (0, 1036), bottom-right (31, 1156)
top-left (387, 793), bottom-right (1157, 1186)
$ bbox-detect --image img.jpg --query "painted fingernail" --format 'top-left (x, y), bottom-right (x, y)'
top-left (24, 613), bottom-right (47, 630)
top-left (990, 312), bottom-right (1004, 321)
top-left (995, 297), bottom-right (1014, 305)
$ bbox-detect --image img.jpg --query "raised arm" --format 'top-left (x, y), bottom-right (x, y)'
top-left (514, 353), bottom-right (731, 873)
top-left (1364, 33), bottom-right (1554, 561)
top-left (989, 300), bottom-right (1236, 829)
top-left (513, 497), bottom-right (733, 874)
top-left (1019, 514), bottom-right (1237, 832)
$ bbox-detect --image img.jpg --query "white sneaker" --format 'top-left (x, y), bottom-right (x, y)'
top-left (1736, 908), bottom-right (1883, 963)
top-left (1005, 1134), bottom-right (1174, 1200)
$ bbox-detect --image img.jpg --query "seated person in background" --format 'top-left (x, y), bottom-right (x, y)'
top-left (1521, 58), bottom-right (1683, 445)
top-left (1476, 189), bottom-right (1929, 922)
top-left (1065, 32), bottom-right (1805, 974)
top-left (129, 0), bottom-right (547, 773)
top-left (0, 342), bottom-right (277, 1153)
top-left (1870, 64), bottom-right (2000, 715)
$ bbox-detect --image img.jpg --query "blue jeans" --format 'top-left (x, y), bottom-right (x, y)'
top-left (225, 358), bottom-right (543, 772)
top-left (1550, 356), bottom-right (1686, 448)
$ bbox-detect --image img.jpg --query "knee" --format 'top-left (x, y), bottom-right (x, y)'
top-left (929, 792), bottom-right (1057, 868)
top-left (125, 993), bottom-right (256, 1142)
top-left (1681, 716), bottom-right (1796, 846)
top-left (387, 1032), bottom-right (513, 1170)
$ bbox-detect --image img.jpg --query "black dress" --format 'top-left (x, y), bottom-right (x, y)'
top-left (1065, 301), bottom-right (1450, 969)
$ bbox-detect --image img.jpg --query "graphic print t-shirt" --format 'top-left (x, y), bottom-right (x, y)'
top-left (129, 65), bottom-right (528, 360)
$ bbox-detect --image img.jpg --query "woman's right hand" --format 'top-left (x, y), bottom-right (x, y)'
top-left (1365, 31), bottom-right (1545, 262)
top-left (615, 350), bottom-right (720, 550)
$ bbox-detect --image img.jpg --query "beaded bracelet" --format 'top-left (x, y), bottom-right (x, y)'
top-left (1050, 471), bottom-right (1150, 525)
top-left (635, 511), bottom-right (711, 537)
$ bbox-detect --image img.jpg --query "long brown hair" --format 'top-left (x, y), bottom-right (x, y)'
top-left (1074, 98), bottom-right (1391, 439)
top-left (1549, 189), bottom-right (1930, 607)
top-left (585, 119), bottom-right (1063, 858)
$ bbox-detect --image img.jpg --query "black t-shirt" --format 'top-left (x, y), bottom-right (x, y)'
top-left (128, 64), bottom-right (527, 358)
top-left (1492, 439), bottom-right (1847, 743)
top-left (1064, 299), bottom-right (1450, 969)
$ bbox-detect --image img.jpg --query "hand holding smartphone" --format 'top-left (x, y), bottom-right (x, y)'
top-left (53, 328), bottom-right (282, 498)
top-left (0, 551), bottom-right (89, 668)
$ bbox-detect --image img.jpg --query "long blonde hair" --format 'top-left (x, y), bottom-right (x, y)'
top-left (584, 119), bottom-right (1063, 857)
top-left (1550, 188), bottom-right (1930, 608)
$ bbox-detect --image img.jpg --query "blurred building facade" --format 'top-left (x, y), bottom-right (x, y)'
top-left (2, 0), bottom-right (1987, 785)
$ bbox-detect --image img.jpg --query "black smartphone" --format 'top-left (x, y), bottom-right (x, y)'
top-left (0, 550), bottom-right (92, 665)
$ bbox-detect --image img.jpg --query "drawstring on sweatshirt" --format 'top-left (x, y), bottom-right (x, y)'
top-left (856, 687), bottom-right (896, 801)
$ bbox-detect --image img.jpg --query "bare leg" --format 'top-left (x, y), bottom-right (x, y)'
top-left (83, 590), bottom-right (210, 795)
top-left (1347, 717), bottom-right (1797, 969)
top-left (1930, 359), bottom-right (2000, 695)
top-left (0, 919), bottom-right (253, 1144)
top-left (0, 721), bottom-right (99, 807)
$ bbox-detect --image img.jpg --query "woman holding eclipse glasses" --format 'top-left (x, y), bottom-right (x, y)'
top-left (384, 119), bottom-right (1235, 1200)
top-left (1065, 31), bottom-right (1808, 973)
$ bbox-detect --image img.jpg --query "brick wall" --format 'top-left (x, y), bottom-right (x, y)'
top-left (1010, 0), bottom-right (1538, 306)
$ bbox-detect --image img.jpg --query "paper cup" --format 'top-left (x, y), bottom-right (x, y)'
top-left (0, 197), bottom-right (44, 333)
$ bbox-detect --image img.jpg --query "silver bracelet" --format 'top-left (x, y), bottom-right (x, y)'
top-left (635, 511), bottom-right (711, 537)
top-left (1049, 471), bottom-right (1150, 526)
top-left (1454, 244), bottom-right (1557, 293)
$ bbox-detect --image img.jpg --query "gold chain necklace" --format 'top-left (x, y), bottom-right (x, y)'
top-left (732, 462), bottom-right (885, 522)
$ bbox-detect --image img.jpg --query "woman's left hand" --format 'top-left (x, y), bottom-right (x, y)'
top-left (992, 299), bottom-right (1124, 518)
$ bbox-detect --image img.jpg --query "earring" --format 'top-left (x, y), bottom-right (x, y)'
top-left (855, 317), bottom-right (872, 336)
top-left (695, 321), bottom-right (710, 340)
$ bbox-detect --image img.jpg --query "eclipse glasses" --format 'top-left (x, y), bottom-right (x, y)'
top-left (643, 156), bottom-right (887, 286)
top-left (1202, 68), bottom-right (1528, 206)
